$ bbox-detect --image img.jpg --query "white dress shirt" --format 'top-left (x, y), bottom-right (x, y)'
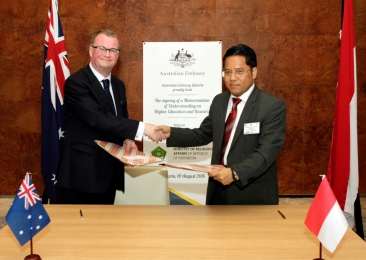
top-left (89, 63), bottom-right (144, 141)
top-left (222, 83), bottom-right (255, 165)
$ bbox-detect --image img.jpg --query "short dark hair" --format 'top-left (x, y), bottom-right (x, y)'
top-left (222, 44), bottom-right (257, 68)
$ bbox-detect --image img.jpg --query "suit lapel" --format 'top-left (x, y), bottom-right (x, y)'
top-left (111, 77), bottom-right (129, 118)
top-left (220, 92), bottom-right (231, 122)
top-left (217, 92), bottom-right (231, 143)
top-left (231, 85), bottom-right (259, 145)
top-left (84, 66), bottom-right (120, 116)
top-left (110, 77), bottom-right (122, 116)
top-left (84, 66), bottom-right (111, 111)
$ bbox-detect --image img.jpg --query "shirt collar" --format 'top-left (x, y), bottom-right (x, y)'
top-left (230, 83), bottom-right (255, 102)
top-left (89, 63), bottom-right (111, 82)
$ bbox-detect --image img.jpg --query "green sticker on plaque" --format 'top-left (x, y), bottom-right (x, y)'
top-left (151, 146), bottom-right (167, 159)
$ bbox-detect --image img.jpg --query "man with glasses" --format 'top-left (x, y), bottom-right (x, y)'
top-left (56, 30), bottom-right (165, 204)
top-left (156, 44), bottom-right (286, 205)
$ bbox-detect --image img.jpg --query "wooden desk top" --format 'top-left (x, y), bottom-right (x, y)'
top-left (0, 205), bottom-right (365, 259)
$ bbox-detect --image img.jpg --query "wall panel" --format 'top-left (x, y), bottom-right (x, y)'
top-left (0, 0), bottom-right (365, 195)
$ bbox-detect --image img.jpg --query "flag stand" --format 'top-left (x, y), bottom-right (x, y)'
top-left (313, 242), bottom-right (324, 260)
top-left (24, 238), bottom-right (41, 260)
top-left (24, 174), bottom-right (41, 259)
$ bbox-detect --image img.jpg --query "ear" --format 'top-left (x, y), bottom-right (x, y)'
top-left (89, 46), bottom-right (93, 57)
top-left (251, 67), bottom-right (258, 80)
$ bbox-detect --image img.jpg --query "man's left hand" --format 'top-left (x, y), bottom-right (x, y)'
top-left (208, 167), bottom-right (234, 185)
top-left (123, 139), bottom-right (138, 151)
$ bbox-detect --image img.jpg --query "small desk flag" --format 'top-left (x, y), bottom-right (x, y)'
top-left (5, 173), bottom-right (51, 246)
top-left (304, 176), bottom-right (348, 253)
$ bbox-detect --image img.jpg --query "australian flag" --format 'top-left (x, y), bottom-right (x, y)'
top-left (6, 173), bottom-right (51, 246)
top-left (41, 0), bottom-right (70, 203)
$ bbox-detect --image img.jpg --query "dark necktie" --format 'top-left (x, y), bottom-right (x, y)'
top-left (102, 79), bottom-right (116, 115)
top-left (220, 98), bottom-right (242, 165)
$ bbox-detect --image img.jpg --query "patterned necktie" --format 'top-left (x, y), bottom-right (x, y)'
top-left (101, 79), bottom-right (116, 115)
top-left (220, 98), bottom-right (242, 165)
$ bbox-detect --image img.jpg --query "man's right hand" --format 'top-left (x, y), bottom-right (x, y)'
top-left (154, 125), bottom-right (171, 139)
top-left (144, 123), bottom-right (166, 143)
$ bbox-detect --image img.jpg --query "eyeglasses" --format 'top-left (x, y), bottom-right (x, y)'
top-left (91, 46), bottom-right (120, 55)
top-left (222, 68), bottom-right (252, 77)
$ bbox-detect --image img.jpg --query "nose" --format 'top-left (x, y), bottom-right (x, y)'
top-left (229, 71), bottom-right (237, 80)
top-left (104, 49), bottom-right (111, 57)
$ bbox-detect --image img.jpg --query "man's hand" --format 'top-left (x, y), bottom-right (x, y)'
top-left (123, 139), bottom-right (138, 151)
top-left (208, 167), bottom-right (234, 185)
top-left (144, 123), bottom-right (166, 143)
top-left (154, 125), bottom-right (171, 139)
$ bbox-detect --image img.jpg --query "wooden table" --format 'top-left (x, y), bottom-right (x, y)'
top-left (0, 205), bottom-right (365, 259)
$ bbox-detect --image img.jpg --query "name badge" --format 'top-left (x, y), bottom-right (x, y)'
top-left (244, 122), bottom-right (260, 135)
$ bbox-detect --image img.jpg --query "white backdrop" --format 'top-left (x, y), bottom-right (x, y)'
top-left (143, 41), bottom-right (222, 204)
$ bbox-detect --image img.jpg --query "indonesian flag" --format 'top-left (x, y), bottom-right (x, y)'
top-left (327, 0), bottom-right (358, 223)
top-left (305, 176), bottom-right (348, 253)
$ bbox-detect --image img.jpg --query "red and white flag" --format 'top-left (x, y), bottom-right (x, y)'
top-left (305, 176), bottom-right (348, 253)
top-left (327, 0), bottom-right (358, 224)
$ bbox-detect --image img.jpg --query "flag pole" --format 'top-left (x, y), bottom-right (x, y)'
top-left (354, 194), bottom-right (364, 239)
top-left (313, 242), bottom-right (324, 260)
top-left (24, 239), bottom-right (41, 260)
top-left (24, 238), bottom-right (42, 260)
top-left (24, 173), bottom-right (42, 260)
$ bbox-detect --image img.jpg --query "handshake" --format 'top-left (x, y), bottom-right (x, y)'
top-left (143, 124), bottom-right (171, 143)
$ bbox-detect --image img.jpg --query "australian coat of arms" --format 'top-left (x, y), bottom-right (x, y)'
top-left (170, 48), bottom-right (196, 68)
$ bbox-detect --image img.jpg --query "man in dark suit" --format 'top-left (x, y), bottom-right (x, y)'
top-left (156, 44), bottom-right (286, 205)
top-left (56, 30), bottom-right (164, 204)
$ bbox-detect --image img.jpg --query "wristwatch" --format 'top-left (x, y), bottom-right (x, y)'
top-left (230, 167), bottom-right (240, 181)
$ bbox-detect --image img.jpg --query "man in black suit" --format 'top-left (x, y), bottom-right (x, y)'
top-left (56, 30), bottom-right (164, 204)
top-left (156, 44), bottom-right (286, 205)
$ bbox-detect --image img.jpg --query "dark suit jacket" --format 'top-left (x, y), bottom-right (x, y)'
top-left (56, 65), bottom-right (140, 194)
top-left (167, 86), bottom-right (286, 205)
